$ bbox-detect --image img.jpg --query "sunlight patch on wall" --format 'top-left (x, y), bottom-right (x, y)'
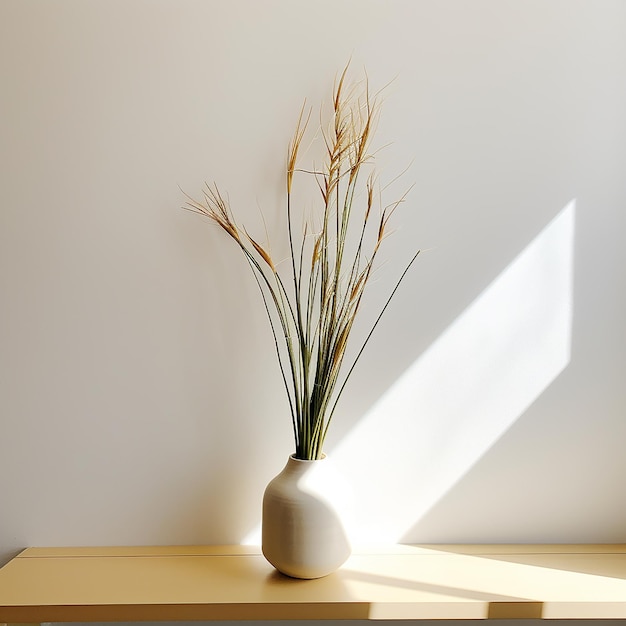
top-left (242, 200), bottom-right (575, 546)
top-left (331, 200), bottom-right (576, 543)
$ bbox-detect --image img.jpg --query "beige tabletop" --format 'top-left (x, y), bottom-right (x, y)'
top-left (1, 544), bottom-right (626, 622)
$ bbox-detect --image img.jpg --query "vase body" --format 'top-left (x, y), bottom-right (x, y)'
top-left (262, 454), bottom-right (351, 579)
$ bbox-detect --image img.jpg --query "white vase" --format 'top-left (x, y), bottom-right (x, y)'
top-left (262, 454), bottom-right (351, 579)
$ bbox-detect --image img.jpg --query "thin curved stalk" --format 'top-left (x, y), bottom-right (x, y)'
top-left (322, 249), bottom-right (421, 443)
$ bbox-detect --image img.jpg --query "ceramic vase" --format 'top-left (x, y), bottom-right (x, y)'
top-left (262, 454), bottom-right (351, 579)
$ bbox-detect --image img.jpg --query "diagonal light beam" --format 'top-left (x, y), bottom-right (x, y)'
top-left (329, 200), bottom-right (576, 543)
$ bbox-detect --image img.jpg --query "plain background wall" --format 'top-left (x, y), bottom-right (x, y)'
top-left (2, 0), bottom-right (626, 567)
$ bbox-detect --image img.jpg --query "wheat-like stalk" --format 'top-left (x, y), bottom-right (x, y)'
top-left (184, 66), bottom-right (420, 460)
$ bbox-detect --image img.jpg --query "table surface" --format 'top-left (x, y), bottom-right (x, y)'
top-left (1, 544), bottom-right (626, 622)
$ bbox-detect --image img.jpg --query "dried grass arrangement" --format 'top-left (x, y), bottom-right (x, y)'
top-left (185, 67), bottom-right (419, 460)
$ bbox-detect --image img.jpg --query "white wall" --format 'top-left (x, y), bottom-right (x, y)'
top-left (1, 0), bottom-right (626, 566)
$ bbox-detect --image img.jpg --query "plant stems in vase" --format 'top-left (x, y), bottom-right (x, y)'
top-left (184, 66), bottom-right (420, 577)
top-left (184, 65), bottom-right (420, 462)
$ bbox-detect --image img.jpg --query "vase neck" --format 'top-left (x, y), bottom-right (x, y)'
top-left (284, 454), bottom-right (326, 475)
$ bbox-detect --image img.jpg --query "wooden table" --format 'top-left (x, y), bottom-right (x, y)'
top-left (1, 545), bottom-right (625, 623)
